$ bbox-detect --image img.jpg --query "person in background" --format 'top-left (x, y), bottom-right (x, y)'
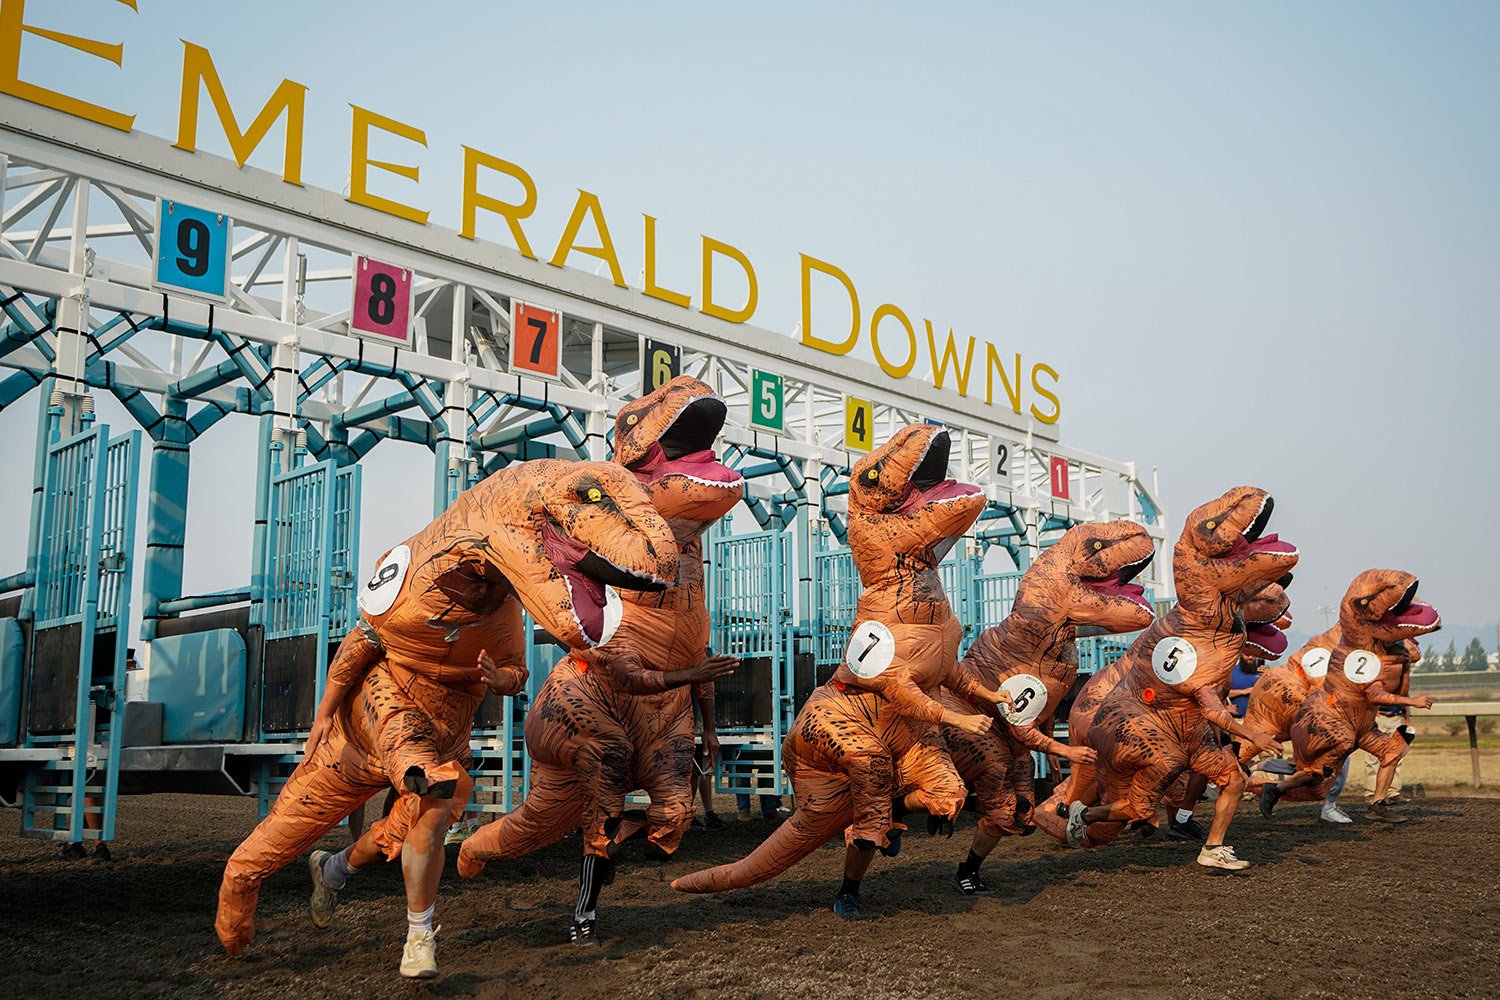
top-left (63, 648), bottom-right (140, 861)
top-left (1362, 666), bottom-right (1413, 801)
top-left (736, 790), bottom-right (785, 822)
top-left (692, 689), bottom-right (726, 830)
top-left (1228, 656), bottom-right (1263, 719)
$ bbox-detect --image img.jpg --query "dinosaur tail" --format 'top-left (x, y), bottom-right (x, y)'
top-left (671, 805), bottom-right (848, 893)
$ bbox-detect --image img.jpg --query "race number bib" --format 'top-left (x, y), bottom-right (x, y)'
top-left (1343, 649), bottom-right (1381, 684)
top-left (844, 621), bottom-right (895, 679)
top-left (1301, 647), bottom-right (1331, 678)
top-left (358, 544), bottom-right (411, 616)
top-left (1151, 636), bottom-right (1199, 685)
top-left (999, 673), bottom-right (1048, 726)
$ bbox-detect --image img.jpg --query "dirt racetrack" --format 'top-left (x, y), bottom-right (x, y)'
top-left (2, 794), bottom-right (1496, 1000)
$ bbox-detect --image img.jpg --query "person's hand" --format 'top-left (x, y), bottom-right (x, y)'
top-left (1411, 695), bottom-right (1434, 710)
top-left (686, 654), bottom-right (739, 685)
top-left (955, 713), bottom-right (993, 737)
top-left (1045, 753), bottom-right (1063, 775)
top-left (1246, 727), bottom-right (1280, 755)
top-left (701, 728), bottom-right (721, 767)
top-left (1066, 744), bottom-right (1097, 765)
top-left (478, 648), bottom-right (528, 696)
top-left (304, 713), bottom-right (335, 761)
top-left (991, 688), bottom-right (1015, 711)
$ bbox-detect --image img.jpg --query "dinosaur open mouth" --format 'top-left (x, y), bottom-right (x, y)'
top-left (1082, 554), bottom-right (1154, 611)
top-left (1244, 621), bottom-right (1289, 658)
top-left (634, 396), bottom-right (744, 490)
top-left (897, 430), bottom-right (982, 512)
top-left (1222, 496), bottom-right (1297, 560)
top-left (1380, 581), bottom-right (1440, 630)
top-left (542, 518), bottom-right (668, 647)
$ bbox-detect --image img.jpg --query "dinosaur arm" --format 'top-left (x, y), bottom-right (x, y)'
top-left (1008, 720), bottom-right (1070, 756)
top-left (1365, 681), bottom-right (1421, 708)
top-left (323, 619), bottom-right (384, 701)
top-left (1191, 685), bottom-right (1242, 733)
top-left (602, 650), bottom-right (679, 695)
top-left (867, 670), bottom-right (946, 725)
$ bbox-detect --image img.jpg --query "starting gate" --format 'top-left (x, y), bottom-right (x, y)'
top-left (22, 422), bottom-right (140, 843)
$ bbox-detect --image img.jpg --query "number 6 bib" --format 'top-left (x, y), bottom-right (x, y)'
top-left (844, 621), bottom-right (896, 679)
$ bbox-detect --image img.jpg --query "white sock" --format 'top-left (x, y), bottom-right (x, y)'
top-left (322, 846), bottom-right (356, 890)
top-left (407, 903), bottom-right (435, 937)
top-left (1174, 809), bottom-right (1194, 824)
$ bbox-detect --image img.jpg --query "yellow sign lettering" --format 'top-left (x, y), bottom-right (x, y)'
top-left (0, 0), bottom-right (136, 131)
top-left (700, 235), bottom-right (757, 323)
top-left (925, 321), bottom-right (976, 397)
top-left (869, 303), bottom-right (916, 379)
top-left (348, 104), bottom-right (429, 225)
top-left (642, 215), bottom-right (689, 308)
top-left (459, 145), bottom-right (537, 259)
top-left (549, 189), bottom-right (625, 288)
top-left (175, 41), bottom-right (306, 184)
top-left (799, 253), bottom-right (860, 355)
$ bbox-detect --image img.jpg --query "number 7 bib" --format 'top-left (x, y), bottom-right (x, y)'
top-left (844, 621), bottom-right (895, 679)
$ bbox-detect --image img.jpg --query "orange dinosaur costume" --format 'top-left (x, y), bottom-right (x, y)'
top-left (1259, 570), bottom-right (1439, 819)
top-left (1047, 487), bottom-right (1297, 868)
top-left (940, 520), bottom-right (1156, 893)
top-left (673, 424), bottom-right (1008, 909)
top-left (215, 459), bottom-right (679, 965)
top-left (457, 377), bottom-right (744, 942)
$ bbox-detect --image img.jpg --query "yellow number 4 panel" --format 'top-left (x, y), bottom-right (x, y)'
top-left (844, 394), bottom-right (873, 451)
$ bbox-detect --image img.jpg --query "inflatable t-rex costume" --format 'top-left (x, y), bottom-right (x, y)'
top-left (215, 459), bottom-right (679, 963)
top-left (673, 424), bottom-right (1009, 908)
top-left (457, 376), bottom-right (744, 942)
top-left (1259, 570), bottom-right (1439, 819)
top-left (940, 520), bottom-right (1156, 892)
top-left (1239, 571), bottom-right (1432, 770)
top-left (1046, 487), bottom-right (1297, 868)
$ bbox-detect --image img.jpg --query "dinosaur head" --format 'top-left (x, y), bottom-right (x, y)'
top-left (523, 462), bottom-right (679, 648)
top-left (1173, 486), bottom-right (1299, 615)
top-left (850, 424), bottom-right (982, 516)
top-left (1338, 569), bottom-right (1441, 646)
top-left (1017, 520), bottom-right (1156, 634)
top-left (613, 376), bottom-right (744, 538)
top-left (1241, 575), bottom-right (1293, 659)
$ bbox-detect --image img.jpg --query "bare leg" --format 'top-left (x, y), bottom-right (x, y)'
top-left (1371, 758), bottom-right (1398, 803)
top-left (1204, 770), bottom-right (1244, 846)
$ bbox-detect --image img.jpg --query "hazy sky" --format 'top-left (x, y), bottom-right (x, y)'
top-left (1, 2), bottom-right (1496, 630)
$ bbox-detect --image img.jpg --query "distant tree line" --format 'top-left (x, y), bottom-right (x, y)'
top-left (1415, 638), bottom-right (1493, 673)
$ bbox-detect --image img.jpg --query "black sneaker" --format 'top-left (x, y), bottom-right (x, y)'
top-left (570, 918), bottom-right (599, 946)
top-left (833, 890), bottom-right (862, 918)
top-left (878, 831), bottom-right (902, 857)
top-left (953, 870), bottom-right (989, 896)
top-left (927, 815), bottom-right (954, 838)
top-left (1259, 785), bottom-right (1281, 819)
top-left (89, 843), bottom-right (112, 862)
top-left (702, 811), bottom-right (727, 831)
top-left (1165, 818), bottom-right (1207, 842)
top-left (58, 842), bottom-right (86, 861)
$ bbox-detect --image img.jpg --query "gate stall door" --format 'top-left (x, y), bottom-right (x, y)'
top-left (260, 460), bottom-right (345, 735)
top-left (25, 424), bottom-right (141, 842)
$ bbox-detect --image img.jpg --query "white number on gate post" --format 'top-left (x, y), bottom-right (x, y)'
top-left (1343, 649), bottom-right (1381, 684)
top-left (1151, 636), bottom-right (1199, 685)
top-left (1000, 673), bottom-right (1048, 726)
top-left (844, 621), bottom-right (895, 679)
top-left (359, 544), bottom-right (411, 616)
top-left (1301, 647), bottom-right (1331, 678)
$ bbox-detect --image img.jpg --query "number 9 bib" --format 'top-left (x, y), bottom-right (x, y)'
top-left (1150, 636), bottom-right (1199, 685)
top-left (844, 621), bottom-right (895, 679)
top-left (1343, 649), bottom-right (1381, 684)
top-left (1300, 647), bottom-right (1331, 679)
top-left (999, 673), bottom-right (1047, 726)
top-left (359, 544), bottom-right (411, 617)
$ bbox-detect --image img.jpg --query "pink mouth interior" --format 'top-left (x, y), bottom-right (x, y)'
top-left (1083, 576), bottom-right (1153, 612)
top-left (1246, 622), bottom-right (1289, 657)
top-left (541, 519), bottom-right (606, 643)
top-left (1383, 600), bottom-right (1440, 630)
top-left (897, 478), bottom-right (981, 515)
top-left (630, 442), bottom-right (744, 487)
top-left (1224, 531), bottom-right (1297, 560)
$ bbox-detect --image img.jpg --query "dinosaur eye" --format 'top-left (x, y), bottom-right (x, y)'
top-left (1358, 597), bottom-right (1369, 607)
top-left (584, 487), bottom-right (604, 504)
top-left (1093, 541), bottom-right (1103, 551)
top-left (625, 414), bottom-right (639, 426)
top-left (1206, 520), bottom-right (1216, 530)
top-left (866, 468), bottom-right (879, 482)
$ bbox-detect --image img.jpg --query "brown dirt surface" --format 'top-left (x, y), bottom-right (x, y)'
top-left (2, 793), bottom-right (1497, 1000)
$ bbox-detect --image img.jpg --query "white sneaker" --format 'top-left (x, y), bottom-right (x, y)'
top-left (1065, 801), bottom-right (1089, 848)
top-left (1196, 844), bottom-right (1250, 871)
top-left (1320, 805), bottom-right (1353, 824)
top-left (400, 926), bottom-right (439, 979)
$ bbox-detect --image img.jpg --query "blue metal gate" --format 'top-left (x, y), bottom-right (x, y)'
top-left (23, 423), bottom-right (140, 843)
top-left (709, 525), bottom-right (794, 795)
